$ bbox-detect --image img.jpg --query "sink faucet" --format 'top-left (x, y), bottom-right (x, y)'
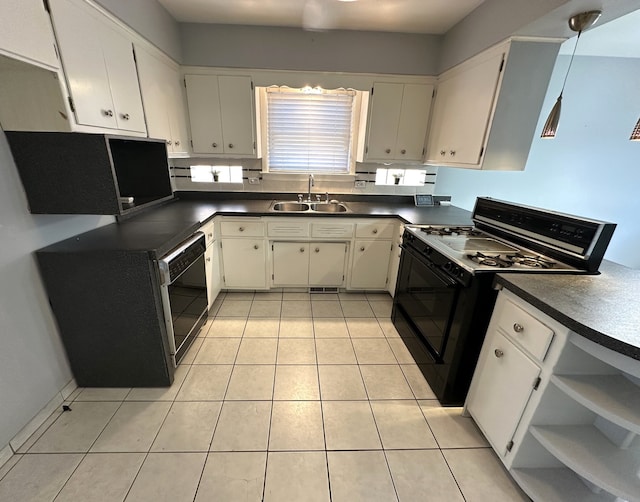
top-left (307, 174), bottom-right (314, 202)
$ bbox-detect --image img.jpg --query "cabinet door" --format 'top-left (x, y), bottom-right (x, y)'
top-left (309, 243), bottom-right (347, 286)
top-left (396, 83), bottom-right (432, 161)
top-left (185, 74), bottom-right (223, 154)
top-left (218, 75), bottom-right (255, 155)
top-left (466, 331), bottom-right (540, 454)
top-left (205, 242), bottom-right (222, 309)
top-left (272, 242), bottom-right (309, 286)
top-left (49, 0), bottom-right (117, 129)
top-left (0, 0), bottom-right (58, 68)
top-left (350, 240), bottom-right (392, 289)
top-left (221, 238), bottom-right (266, 289)
top-left (427, 50), bottom-right (504, 166)
top-left (365, 83), bottom-right (403, 160)
top-left (100, 23), bottom-right (146, 133)
top-left (135, 46), bottom-right (171, 143)
top-left (166, 67), bottom-right (189, 155)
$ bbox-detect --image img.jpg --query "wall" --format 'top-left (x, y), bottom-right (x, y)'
top-left (434, 55), bottom-right (640, 268)
top-left (95, 0), bottom-right (182, 62)
top-left (0, 130), bottom-right (114, 451)
top-left (180, 23), bottom-right (441, 75)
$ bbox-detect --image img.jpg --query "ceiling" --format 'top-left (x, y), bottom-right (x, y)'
top-left (156, 0), bottom-right (486, 34)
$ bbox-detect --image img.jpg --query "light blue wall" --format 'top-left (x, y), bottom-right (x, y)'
top-left (434, 55), bottom-right (640, 269)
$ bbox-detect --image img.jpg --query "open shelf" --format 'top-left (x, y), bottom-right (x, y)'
top-left (511, 467), bottom-right (618, 502)
top-left (530, 424), bottom-right (640, 502)
top-left (552, 374), bottom-right (640, 435)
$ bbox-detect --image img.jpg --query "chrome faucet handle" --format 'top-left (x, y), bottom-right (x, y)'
top-left (316, 194), bottom-right (322, 202)
top-left (325, 192), bottom-right (330, 203)
top-left (297, 194), bottom-right (303, 203)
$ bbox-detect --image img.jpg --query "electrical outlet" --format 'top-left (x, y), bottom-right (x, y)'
top-left (354, 180), bottom-right (366, 188)
top-left (248, 177), bottom-right (260, 185)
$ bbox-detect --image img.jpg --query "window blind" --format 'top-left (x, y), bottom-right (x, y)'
top-left (266, 88), bottom-right (355, 174)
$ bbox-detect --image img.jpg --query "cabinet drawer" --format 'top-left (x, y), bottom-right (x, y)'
top-left (497, 299), bottom-right (554, 361)
top-left (201, 219), bottom-right (215, 247)
top-left (267, 221), bottom-right (309, 237)
top-left (311, 222), bottom-right (354, 238)
top-left (355, 220), bottom-right (394, 239)
top-left (220, 221), bottom-right (264, 237)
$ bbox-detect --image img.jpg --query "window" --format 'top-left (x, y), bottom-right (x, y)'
top-left (262, 86), bottom-right (361, 174)
top-left (375, 168), bottom-right (428, 186)
top-left (190, 165), bottom-right (243, 183)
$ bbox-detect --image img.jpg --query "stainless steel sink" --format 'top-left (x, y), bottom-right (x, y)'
top-left (310, 203), bottom-right (348, 213)
top-left (269, 201), bottom-right (350, 213)
top-left (271, 202), bottom-right (310, 212)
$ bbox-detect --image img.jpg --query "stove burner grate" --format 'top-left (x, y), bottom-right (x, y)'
top-left (507, 253), bottom-right (557, 269)
top-left (467, 252), bottom-right (513, 268)
top-left (420, 226), bottom-right (483, 237)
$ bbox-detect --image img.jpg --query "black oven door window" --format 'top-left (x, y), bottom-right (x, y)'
top-left (168, 254), bottom-right (207, 358)
top-left (396, 250), bottom-right (460, 360)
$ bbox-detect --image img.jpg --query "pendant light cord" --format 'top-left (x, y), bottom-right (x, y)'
top-left (559, 31), bottom-right (582, 97)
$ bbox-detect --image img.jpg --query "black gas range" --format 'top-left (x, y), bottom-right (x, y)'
top-left (392, 197), bottom-right (616, 405)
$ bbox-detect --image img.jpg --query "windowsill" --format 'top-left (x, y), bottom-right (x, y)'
top-left (261, 172), bottom-right (356, 182)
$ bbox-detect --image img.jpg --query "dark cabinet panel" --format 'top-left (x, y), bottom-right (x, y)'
top-left (36, 249), bottom-right (174, 387)
top-left (5, 131), bottom-right (173, 215)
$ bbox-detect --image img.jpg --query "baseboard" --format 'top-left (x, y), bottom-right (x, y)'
top-left (8, 377), bottom-right (76, 453)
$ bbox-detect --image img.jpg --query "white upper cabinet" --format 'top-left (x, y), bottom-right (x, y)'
top-left (365, 82), bottom-right (433, 162)
top-left (425, 39), bottom-right (560, 171)
top-left (185, 74), bottom-right (256, 156)
top-left (135, 44), bottom-right (189, 156)
top-left (48, 0), bottom-right (146, 134)
top-left (0, 0), bottom-right (58, 68)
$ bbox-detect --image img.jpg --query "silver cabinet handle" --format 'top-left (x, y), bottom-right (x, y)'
top-left (513, 323), bottom-right (524, 333)
top-left (401, 149), bottom-right (406, 154)
top-left (440, 150), bottom-right (446, 156)
top-left (166, 140), bottom-right (172, 145)
top-left (385, 148), bottom-right (391, 154)
top-left (206, 257), bottom-right (211, 262)
top-left (300, 247), bottom-right (305, 253)
top-left (120, 113), bottom-right (130, 120)
top-left (208, 233), bottom-right (213, 238)
top-left (450, 150), bottom-right (456, 156)
top-left (228, 143), bottom-right (234, 149)
top-left (212, 142), bottom-right (218, 148)
top-left (372, 229), bottom-right (378, 234)
top-left (102, 109), bottom-right (114, 117)
top-left (253, 244), bottom-right (259, 250)
top-left (175, 140), bottom-right (180, 146)
top-left (239, 227), bottom-right (245, 232)
top-left (494, 349), bottom-right (504, 358)
top-left (315, 248), bottom-right (320, 253)
top-left (360, 246), bottom-right (365, 251)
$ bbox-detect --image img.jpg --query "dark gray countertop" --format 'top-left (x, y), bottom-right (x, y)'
top-left (39, 195), bottom-right (474, 257)
top-left (495, 261), bottom-right (640, 360)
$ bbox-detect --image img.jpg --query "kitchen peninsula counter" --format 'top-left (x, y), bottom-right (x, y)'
top-left (495, 261), bottom-right (640, 360)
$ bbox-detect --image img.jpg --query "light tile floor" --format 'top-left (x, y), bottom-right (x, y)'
top-left (0, 291), bottom-right (529, 502)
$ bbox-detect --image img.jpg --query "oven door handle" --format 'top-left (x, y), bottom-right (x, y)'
top-left (401, 243), bottom-right (460, 288)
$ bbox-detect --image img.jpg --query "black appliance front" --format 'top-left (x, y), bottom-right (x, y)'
top-left (393, 249), bottom-right (497, 405)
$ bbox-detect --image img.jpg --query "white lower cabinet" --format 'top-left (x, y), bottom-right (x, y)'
top-left (272, 242), bottom-right (347, 287)
top-left (272, 242), bottom-right (310, 287)
top-left (466, 331), bottom-right (540, 455)
top-left (349, 240), bottom-right (392, 289)
top-left (309, 243), bottom-right (347, 286)
top-left (220, 238), bottom-right (267, 289)
top-left (467, 288), bottom-right (640, 502)
top-left (205, 242), bottom-right (222, 309)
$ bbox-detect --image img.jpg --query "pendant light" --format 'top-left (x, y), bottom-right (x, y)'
top-left (541, 10), bottom-right (602, 138)
top-left (630, 118), bottom-right (640, 141)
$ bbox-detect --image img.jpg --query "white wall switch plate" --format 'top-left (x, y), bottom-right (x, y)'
top-left (248, 177), bottom-right (260, 184)
top-left (354, 180), bottom-right (366, 188)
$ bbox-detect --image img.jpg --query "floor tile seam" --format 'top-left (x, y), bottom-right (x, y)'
top-left (48, 449), bottom-right (92, 502)
top-left (259, 360), bottom-right (279, 502)
top-left (437, 447), bottom-right (469, 501)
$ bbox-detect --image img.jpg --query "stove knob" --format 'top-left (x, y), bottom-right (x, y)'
top-left (423, 245), bottom-right (432, 255)
top-left (444, 262), bottom-right (453, 271)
